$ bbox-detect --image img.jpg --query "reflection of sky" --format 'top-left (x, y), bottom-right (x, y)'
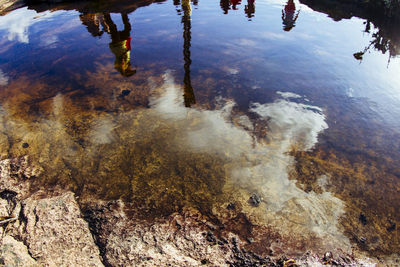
top-left (0, 0), bottom-right (399, 129)
top-left (0, 7), bottom-right (57, 43)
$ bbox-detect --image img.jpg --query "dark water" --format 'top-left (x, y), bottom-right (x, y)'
top-left (0, 0), bottom-right (399, 261)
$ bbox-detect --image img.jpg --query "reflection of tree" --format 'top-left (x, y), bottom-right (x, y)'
top-left (354, 20), bottom-right (400, 63)
top-left (220, 0), bottom-right (230, 14)
top-left (299, 0), bottom-right (400, 61)
top-left (220, 0), bottom-right (255, 19)
top-left (176, 0), bottom-right (196, 107)
top-left (79, 13), bottom-right (136, 77)
top-left (79, 13), bottom-right (104, 37)
top-left (231, 0), bottom-right (241, 10)
top-left (245, 0), bottom-right (255, 20)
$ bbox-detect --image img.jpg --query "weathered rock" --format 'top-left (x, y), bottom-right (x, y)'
top-left (13, 191), bottom-right (104, 267)
top-left (248, 193), bottom-right (261, 207)
top-left (0, 235), bottom-right (37, 266)
top-left (83, 200), bottom-right (237, 266)
top-left (0, 157), bottom-right (42, 198)
top-left (0, 0), bottom-right (25, 15)
top-left (323, 251), bottom-right (333, 263)
top-left (359, 213), bottom-right (367, 225)
top-left (0, 198), bottom-right (9, 217)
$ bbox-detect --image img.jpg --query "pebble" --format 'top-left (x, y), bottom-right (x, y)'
top-left (387, 220), bottom-right (396, 232)
top-left (248, 193), bottom-right (261, 207)
top-left (359, 213), bottom-right (367, 225)
top-left (206, 231), bottom-right (216, 244)
top-left (227, 202), bottom-right (235, 210)
top-left (323, 251), bottom-right (333, 262)
top-left (246, 237), bottom-right (254, 244)
top-left (120, 90), bottom-right (131, 97)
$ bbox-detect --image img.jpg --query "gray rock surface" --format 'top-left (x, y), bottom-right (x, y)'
top-left (0, 0), bottom-right (25, 15)
top-left (0, 157), bottom-right (42, 198)
top-left (83, 200), bottom-right (237, 266)
top-left (0, 235), bottom-right (37, 266)
top-left (12, 191), bottom-right (104, 267)
top-left (0, 156), bottom-right (104, 267)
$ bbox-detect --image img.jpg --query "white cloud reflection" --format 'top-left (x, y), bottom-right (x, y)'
top-left (0, 7), bottom-right (56, 43)
top-left (150, 72), bottom-right (349, 248)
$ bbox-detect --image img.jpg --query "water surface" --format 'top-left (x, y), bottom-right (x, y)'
top-left (0, 0), bottom-right (399, 260)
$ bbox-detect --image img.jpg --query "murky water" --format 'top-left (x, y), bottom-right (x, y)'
top-left (0, 0), bottom-right (399, 261)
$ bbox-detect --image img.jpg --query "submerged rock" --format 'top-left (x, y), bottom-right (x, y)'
top-left (0, 156), bottom-right (42, 198)
top-left (248, 193), bottom-right (261, 207)
top-left (359, 213), bottom-right (368, 225)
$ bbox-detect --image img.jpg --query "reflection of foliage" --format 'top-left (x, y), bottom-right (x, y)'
top-left (354, 18), bottom-right (400, 63)
top-left (381, 0), bottom-right (400, 18)
top-left (300, 0), bottom-right (400, 61)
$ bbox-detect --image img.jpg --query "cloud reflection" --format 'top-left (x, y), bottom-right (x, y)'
top-left (0, 8), bottom-right (56, 43)
top-left (150, 73), bottom-right (347, 247)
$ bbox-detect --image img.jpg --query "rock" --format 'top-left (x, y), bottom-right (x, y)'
top-left (0, 157), bottom-right (42, 198)
top-left (387, 220), bottom-right (396, 232)
top-left (283, 259), bottom-right (297, 267)
top-left (227, 202), bottom-right (235, 210)
top-left (0, 0), bottom-right (25, 15)
top-left (323, 251), bottom-right (333, 262)
top-left (0, 189), bottom-right (19, 217)
top-left (119, 89), bottom-right (131, 97)
top-left (0, 235), bottom-right (37, 266)
top-left (82, 201), bottom-right (237, 266)
top-left (248, 193), bottom-right (261, 207)
top-left (359, 213), bottom-right (367, 225)
top-left (246, 237), bottom-right (254, 244)
top-left (206, 231), bottom-right (217, 244)
top-left (0, 198), bottom-right (9, 217)
top-left (14, 191), bottom-right (104, 267)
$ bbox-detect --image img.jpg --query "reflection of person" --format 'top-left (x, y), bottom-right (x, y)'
top-left (231, 0), bottom-right (241, 10)
top-left (103, 13), bottom-right (136, 77)
top-left (245, 0), bottom-right (255, 19)
top-left (220, 0), bottom-right (231, 14)
top-left (79, 13), bottom-right (104, 37)
top-left (79, 12), bottom-right (136, 77)
top-left (282, 0), bottom-right (300, 32)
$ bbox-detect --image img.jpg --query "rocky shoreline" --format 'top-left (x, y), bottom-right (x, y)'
top-left (0, 156), bottom-right (379, 266)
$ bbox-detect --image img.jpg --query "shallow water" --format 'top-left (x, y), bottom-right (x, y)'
top-left (0, 0), bottom-right (399, 260)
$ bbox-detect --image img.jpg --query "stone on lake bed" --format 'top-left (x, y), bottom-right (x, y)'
top-left (248, 193), bottom-right (261, 207)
